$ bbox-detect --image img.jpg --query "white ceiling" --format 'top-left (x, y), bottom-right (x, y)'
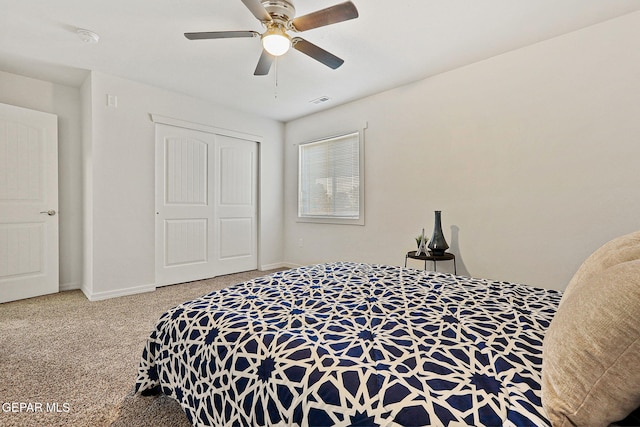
top-left (2, 1), bottom-right (640, 122)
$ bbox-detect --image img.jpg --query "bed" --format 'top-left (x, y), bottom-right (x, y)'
top-left (135, 262), bottom-right (563, 426)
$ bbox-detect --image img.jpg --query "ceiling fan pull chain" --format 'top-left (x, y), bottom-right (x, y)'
top-left (274, 57), bottom-right (279, 99)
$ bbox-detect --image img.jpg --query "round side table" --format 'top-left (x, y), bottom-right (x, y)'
top-left (404, 251), bottom-right (457, 274)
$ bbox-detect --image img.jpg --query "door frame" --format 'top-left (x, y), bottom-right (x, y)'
top-left (151, 114), bottom-right (262, 285)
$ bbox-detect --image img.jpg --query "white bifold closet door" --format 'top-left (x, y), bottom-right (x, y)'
top-left (155, 124), bottom-right (257, 286)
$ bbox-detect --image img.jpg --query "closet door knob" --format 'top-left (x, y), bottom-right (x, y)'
top-left (40, 210), bottom-right (56, 216)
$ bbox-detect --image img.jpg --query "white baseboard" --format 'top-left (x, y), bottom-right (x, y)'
top-left (81, 283), bottom-right (157, 301)
top-left (280, 262), bottom-right (303, 269)
top-left (59, 281), bottom-right (81, 292)
top-left (260, 262), bottom-right (293, 271)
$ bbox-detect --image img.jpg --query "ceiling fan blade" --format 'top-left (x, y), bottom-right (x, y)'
top-left (254, 50), bottom-right (274, 76)
top-left (184, 31), bottom-right (259, 40)
top-left (292, 37), bottom-right (344, 69)
top-left (240, 0), bottom-right (272, 22)
top-left (291, 1), bottom-right (358, 32)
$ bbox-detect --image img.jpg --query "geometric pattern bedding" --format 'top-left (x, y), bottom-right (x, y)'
top-left (135, 262), bottom-right (562, 426)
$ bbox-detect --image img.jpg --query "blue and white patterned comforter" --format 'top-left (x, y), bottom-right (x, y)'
top-left (135, 262), bottom-right (562, 426)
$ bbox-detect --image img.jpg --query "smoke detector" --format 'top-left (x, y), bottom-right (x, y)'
top-left (76, 29), bottom-right (100, 44)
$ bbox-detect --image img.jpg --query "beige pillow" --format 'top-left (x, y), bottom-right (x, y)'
top-left (542, 237), bottom-right (640, 426)
top-left (561, 231), bottom-right (640, 305)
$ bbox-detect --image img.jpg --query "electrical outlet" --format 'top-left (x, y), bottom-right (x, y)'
top-left (298, 238), bottom-right (304, 248)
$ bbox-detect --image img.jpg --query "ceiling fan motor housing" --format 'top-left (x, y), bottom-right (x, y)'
top-left (261, 0), bottom-right (296, 23)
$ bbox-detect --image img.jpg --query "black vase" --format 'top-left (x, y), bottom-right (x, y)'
top-left (428, 210), bottom-right (449, 256)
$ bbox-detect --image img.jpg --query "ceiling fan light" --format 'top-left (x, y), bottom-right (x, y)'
top-left (262, 31), bottom-right (291, 56)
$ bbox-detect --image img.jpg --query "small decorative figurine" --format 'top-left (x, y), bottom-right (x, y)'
top-left (416, 228), bottom-right (428, 256)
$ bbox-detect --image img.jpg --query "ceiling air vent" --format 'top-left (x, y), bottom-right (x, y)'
top-left (310, 96), bottom-right (330, 105)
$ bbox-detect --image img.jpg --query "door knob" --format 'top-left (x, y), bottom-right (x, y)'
top-left (40, 210), bottom-right (56, 216)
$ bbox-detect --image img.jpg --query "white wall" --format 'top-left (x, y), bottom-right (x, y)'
top-left (0, 69), bottom-right (285, 300)
top-left (283, 12), bottom-right (640, 290)
top-left (0, 70), bottom-right (84, 291)
top-left (81, 73), bottom-right (94, 297)
top-left (83, 71), bottom-right (285, 299)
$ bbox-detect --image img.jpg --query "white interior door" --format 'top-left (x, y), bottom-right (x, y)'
top-left (0, 103), bottom-right (58, 303)
top-left (214, 135), bottom-right (258, 276)
top-left (155, 124), bottom-right (258, 286)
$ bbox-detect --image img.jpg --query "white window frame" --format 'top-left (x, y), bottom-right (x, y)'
top-left (297, 129), bottom-right (365, 225)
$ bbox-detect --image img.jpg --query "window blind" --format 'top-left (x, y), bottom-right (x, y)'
top-left (298, 132), bottom-right (360, 219)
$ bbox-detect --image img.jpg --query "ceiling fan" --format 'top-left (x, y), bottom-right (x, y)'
top-left (184, 0), bottom-right (359, 76)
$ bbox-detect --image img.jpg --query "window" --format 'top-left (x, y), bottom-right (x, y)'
top-left (298, 130), bottom-right (364, 225)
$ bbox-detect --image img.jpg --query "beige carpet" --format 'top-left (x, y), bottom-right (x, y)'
top-left (0, 269), bottom-right (285, 427)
